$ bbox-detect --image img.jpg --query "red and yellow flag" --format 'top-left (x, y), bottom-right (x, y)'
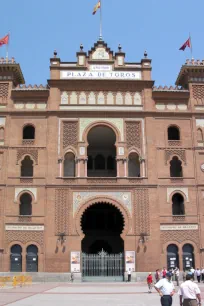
top-left (0, 34), bottom-right (9, 47)
top-left (93, 1), bottom-right (101, 15)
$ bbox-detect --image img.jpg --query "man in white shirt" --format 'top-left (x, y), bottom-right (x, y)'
top-left (190, 267), bottom-right (195, 280)
top-left (154, 272), bottom-right (175, 306)
top-left (178, 273), bottom-right (201, 306)
top-left (174, 267), bottom-right (180, 286)
top-left (195, 268), bottom-right (201, 283)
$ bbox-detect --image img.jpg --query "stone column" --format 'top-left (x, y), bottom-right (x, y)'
top-left (124, 158), bottom-right (128, 177)
top-left (140, 158), bottom-right (145, 177)
top-left (116, 158), bottom-right (126, 177)
top-left (22, 249), bottom-right (26, 272)
top-left (84, 158), bottom-right (88, 177)
top-left (58, 158), bottom-right (63, 177)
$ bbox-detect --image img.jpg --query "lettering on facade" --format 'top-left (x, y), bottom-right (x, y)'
top-left (5, 225), bottom-right (44, 231)
top-left (60, 71), bottom-right (141, 80)
top-left (160, 224), bottom-right (198, 231)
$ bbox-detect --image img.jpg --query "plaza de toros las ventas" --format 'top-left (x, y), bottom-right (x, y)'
top-left (0, 39), bottom-right (204, 278)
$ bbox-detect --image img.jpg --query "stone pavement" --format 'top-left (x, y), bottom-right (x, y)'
top-left (0, 282), bottom-right (204, 306)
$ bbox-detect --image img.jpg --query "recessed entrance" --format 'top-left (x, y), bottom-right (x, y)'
top-left (81, 202), bottom-right (125, 281)
top-left (81, 202), bottom-right (124, 254)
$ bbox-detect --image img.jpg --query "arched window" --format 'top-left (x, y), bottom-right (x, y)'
top-left (128, 153), bottom-right (140, 177)
top-left (10, 244), bottom-right (22, 272)
top-left (26, 245), bottom-right (38, 272)
top-left (168, 126), bottom-right (180, 140)
top-left (0, 127), bottom-right (4, 140)
top-left (95, 154), bottom-right (105, 170)
top-left (21, 156), bottom-right (33, 177)
top-left (107, 156), bottom-right (115, 170)
top-left (183, 244), bottom-right (195, 270)
top-left (23, 125), bottom-right (35, 140)
top-left (172, 193), bottom-right (185, 215)
top-left (20, 193), bottom-right (32, 216)
top-left (64, 152), bottom-right (75, 177)
top-left (167, 244), bottom-right (179, 269)
top-left (170, 156), bottom-right (183, 177)
top-left (197, 128), bottom-right (203, 143)
top-left (87, 156), bottom-right (93, 170)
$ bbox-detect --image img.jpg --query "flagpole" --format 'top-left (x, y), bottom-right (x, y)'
top-left (190, 32), bottom-right (193, 59)
top-left (99, 0), bottom-right (103, 40)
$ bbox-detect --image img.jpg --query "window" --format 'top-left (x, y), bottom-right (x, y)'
top-left (0, 127), bottom-right (4, 140)
top-left (87, 156), bottom-right (93, 170)
top-left (20, 193), bottom-right (32, 216)
top-left (23, 125), bottom-right (35, 140)
top-left (107, 156), bottom-right (115, 170)
top-left (128, 153), bottom-right (140, 177)
top-left (21, 156), bottom-right (33, 177)
top-left (95, 155), bottom-right (105, 170)
top-left (170, 156), bottom-right (183, 177)
top-left (64, 152), bottom-right (75, 177)
top-left (168, 126), bottom-right (180, 140)
top-left (172, 193), bottom-right (185, 215)
top-left (197, 128), bottom-right (203, 143)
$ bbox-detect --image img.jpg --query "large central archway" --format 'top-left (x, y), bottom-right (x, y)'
top-left (81, 202), bottom-right (124, 254)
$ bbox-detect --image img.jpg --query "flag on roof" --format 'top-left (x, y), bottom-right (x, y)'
top-left (93, 1), bottom-right (101, 15)
top-left (179, 37), bottom-right (191, 51)
top-left (0, 34), bottom-right (9, 47)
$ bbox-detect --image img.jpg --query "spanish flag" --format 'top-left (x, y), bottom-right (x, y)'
top-left (93, 1), bottom-right (101, 15)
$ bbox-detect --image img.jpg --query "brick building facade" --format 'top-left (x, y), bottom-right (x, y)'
top-left (0, 40), bottom-right (203, 275)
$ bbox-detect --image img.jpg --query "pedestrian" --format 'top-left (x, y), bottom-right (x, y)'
top-left (154, 272), bottom-right (175, 306)
top-left (202, 267), bottom-right (204, 283)
top-left (155, 269), bottom-right (160, 283)
top-left (195, 268), bottom-right (201, 283)
top-left (178, 273), bottom-right (201, 306)
top-left (127, 268), bottom-right (131, 282)
top-left (174, 267), bottom-right (180, 286)
top-left (190, 267), bottom-right (195, 280)
top-left (147, 272), bottom-right (153, 293)
top-left (162, 267), bottom-right (167, 278)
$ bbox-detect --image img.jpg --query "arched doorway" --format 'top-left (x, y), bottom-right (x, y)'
top-left (81, 202), bottom-right (124, 281)
top-left (87, 126), bottom-right (117, 177)
top-left (10, 245), bottom-right (22, 272)
top-left (26, 245), bottom-right (38, 272)
top-left (167, 244), bottom-right (179, 269)
top-left (183, 244), bottom-right (195, 270)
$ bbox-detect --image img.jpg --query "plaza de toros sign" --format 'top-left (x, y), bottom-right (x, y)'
top-left (160, 224), bottom-right (198, 231)
top-left (60, 70), bottom-right (142, 80)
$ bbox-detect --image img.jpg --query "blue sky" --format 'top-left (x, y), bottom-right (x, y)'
top-left (1, 0), bottom-right (203, 86)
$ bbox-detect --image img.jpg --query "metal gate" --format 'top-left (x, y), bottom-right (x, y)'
top-left (82, 250), bottom-right (124, 282)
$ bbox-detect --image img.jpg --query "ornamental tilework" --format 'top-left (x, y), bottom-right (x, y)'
top-left (55, 189), bottom-right (69, 235)
top-left (79, 118), bottom-right (124, 141)
top-left (6, 231), bottom-right (44, 250)
top-left (73, 191), bottom-right (132, 216)
top-left (63, 121), bottom-right (78, 149)
top-left (134, 189), bottom-right (150, 235)
top-left (161, 230), bottom-right (199, 247)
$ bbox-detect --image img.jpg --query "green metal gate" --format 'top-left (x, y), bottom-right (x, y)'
top-left (82, 250), bottom-right (124, 282)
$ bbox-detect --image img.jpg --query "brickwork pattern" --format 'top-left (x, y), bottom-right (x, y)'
top-left (5, 231), bottom-right (44, 249)
top-left (126, 122), bottom-right (141, 149)
top-left (55, 189), bottom-right (69, 235)
top-left (161, 230), bottom-right (199, 246)
top-left (165, 149), bottom-right (186, 164)
top-left (134, 189), bottom-right (150, 235)
top-left (193, 85), bottom-right (204, 104)
top-left (17, 148), bottom-right (38, 164)
top-left (0, 83), bottom-right (9, 104)
top-left (63, 122), bottom-right (78, 149)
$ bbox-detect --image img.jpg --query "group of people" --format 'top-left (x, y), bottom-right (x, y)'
top-left (146, 267), bottom-right (202, 306)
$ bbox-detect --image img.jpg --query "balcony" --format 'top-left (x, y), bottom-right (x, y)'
top-left (168, 140), bottom-right (181, 147)
top-left (22, 139), bottom-right (35, 146)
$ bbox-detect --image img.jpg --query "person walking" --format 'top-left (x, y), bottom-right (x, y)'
top-left (154, 272), bottom-right (175, 306)
top-left (174, 267), bottom-right (180, 286)
top-left (178, 273), bottom-right (201, 306)
top-left (155, 269), bottom-right (160, 283)
top-left (127, 268), bottom-right (132, 282)
top-left (147, 272), bottom-right (153, 293)
top-left (190, 267), bottom-right (195, 280)
top-left (162, 267), bottom-right (167, 279)
top-left (195, 268), bottom-right (201, 283)
top-left (202, 267), bottom-right (204, 283)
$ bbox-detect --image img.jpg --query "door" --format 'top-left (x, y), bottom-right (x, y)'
top-left (10, 245), bottom-right (22, 272)
top-left (26, 245), bottom-right (38, 272)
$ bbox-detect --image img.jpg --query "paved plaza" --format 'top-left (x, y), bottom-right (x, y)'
top-left (1, 282), bottom-right (204, 306)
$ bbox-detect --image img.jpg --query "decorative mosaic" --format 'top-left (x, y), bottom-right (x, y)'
top-left (79, 118), bottom-right (124, 141)
top-left (73, 191), bottom-right (132, 216)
